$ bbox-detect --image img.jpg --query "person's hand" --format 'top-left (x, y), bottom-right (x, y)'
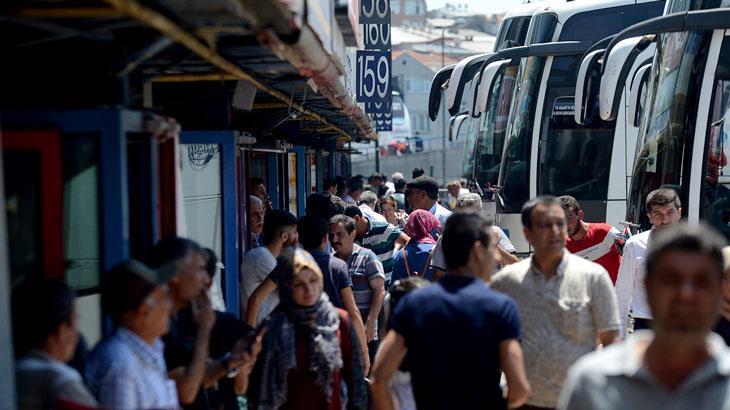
top-left (191, 292), bottom-right (215, 334)
top-left (365, 319), bottom-right (376, 342)
top-left (230, 331), bottom-right (265, 376)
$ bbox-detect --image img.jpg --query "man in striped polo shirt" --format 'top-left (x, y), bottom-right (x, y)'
top-left (344, 204), bottom-right (409, 287)
top-left (329, 214), bottom-right (386, 364)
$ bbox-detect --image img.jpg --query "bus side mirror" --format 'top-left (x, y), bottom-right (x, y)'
top-left (628, 63), bottom-right (652, 128)
top-left (449, 113), bottom-right (469, 142)
top-left (600, 36), bottom-right (654, 121)
top-left (574, 49), bottom-right (604, 125)
top-left (475, 59), bottom-right (511, 115)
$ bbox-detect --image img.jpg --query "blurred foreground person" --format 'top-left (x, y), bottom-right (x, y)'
top-left (371, 211), bottom-right (530, 410)
top-left (85, 260), bottom-right (178, 409)
top-left (254, 249), bottom-right (367, 409)
top-left (559, 224), bottom-right (729, 410)
top-left (13, 278), bottom-right (97, 409)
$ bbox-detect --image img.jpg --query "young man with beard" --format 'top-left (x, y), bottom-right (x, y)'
top-left (558, 195), bottom-right (622, 284)
top-left (239, 209), bottom-right (298, 324)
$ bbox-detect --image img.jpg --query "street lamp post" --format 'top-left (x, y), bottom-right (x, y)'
top-left (441, 27), bottom-right (447, 187)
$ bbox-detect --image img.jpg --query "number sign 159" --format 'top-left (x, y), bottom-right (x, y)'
top-left (356, 50), bottom-right (391, 103)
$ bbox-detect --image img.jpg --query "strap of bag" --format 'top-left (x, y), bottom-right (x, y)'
top-left (402, 246), bottom-right (432, 277)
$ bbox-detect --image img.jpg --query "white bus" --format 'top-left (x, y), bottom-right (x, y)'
top-left (492, 0), bottom-right (665, 253)
top-left (601, 1), bottom-right (730, 239)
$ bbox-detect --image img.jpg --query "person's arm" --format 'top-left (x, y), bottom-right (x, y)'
top-left (597, 330), bottom-right (620, 346)
top-left (592, 266), bottom-right (622, 345)
top-left (614, 242), bottom-right (635, 335)
top-left (499, 339), bottom-right (531, 409)
top-left (168, 293), bottom-right (215, 404)
top-left (341, 287), bottom-right (370, 375)
top-left (366, 276), bottom-right (386, 341)
top-left (232, 332), bottom-right (264, 394)
top-left (394, 232), bottom-right (410, 250)
top-left (244, 278), bottom-right (277, 327)
top-left (369, 331), bottom-right (408, 410)
top-left (497, 247), bottom-right (520, 266)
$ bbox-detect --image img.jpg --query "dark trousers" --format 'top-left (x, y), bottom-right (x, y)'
top-left (633, 318), bottom-right (653, 331)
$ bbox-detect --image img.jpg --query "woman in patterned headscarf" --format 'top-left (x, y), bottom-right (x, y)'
top-left (391, 210), bottom-right (440, 282)
top-left (255, 249), bottom-right (367, 410)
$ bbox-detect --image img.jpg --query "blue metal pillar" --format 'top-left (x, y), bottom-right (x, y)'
top-left (266, 152), bottom-right (280, 209)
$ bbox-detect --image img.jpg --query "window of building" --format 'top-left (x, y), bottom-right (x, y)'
top-left (392, 0), bottom-right (401, 14)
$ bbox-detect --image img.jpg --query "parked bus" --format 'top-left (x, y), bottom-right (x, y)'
top-left (492, 0), bottom-right (665, 253)
top-left (603, 0), bottom-right (730, 239)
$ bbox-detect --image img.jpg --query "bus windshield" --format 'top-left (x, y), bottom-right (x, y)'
top-left (497, 13), bottom-right (557, 212)
top-left (627, 31), bottom-right (708, 228)
top-left (470, 65), bottom-right (519, 189)
top-left (701, 35), bottom-right (730, 240)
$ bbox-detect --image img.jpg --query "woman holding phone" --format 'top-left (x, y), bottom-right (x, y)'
top-left (379, 196), bottom-right (406, 228)
top-left (255, 249), bottom-right (367, 410)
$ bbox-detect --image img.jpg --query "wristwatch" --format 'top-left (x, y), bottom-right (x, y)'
top-left (220, 353), bottom-right (241, 378)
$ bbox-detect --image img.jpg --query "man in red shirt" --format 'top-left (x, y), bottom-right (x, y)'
top-left (558, 195), bottom-right (621, 284)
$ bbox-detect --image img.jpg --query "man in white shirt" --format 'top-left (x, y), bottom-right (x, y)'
top-left (359, 190), bottom-right (387, 223)
top-left (405, 176), bottom-right (452, 231)
top-left (239, 209), bottom-right (298, 323)
top-left (616, 188), bottom-right (682, 335)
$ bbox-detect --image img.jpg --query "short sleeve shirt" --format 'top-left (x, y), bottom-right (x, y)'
top-left (239, 247), bottom-right (278, 322)
top-left (360, 221), bottom-right (402, 284)
top-left (490, 252), bottom-right (620, 408)
top-left (307, 249), bottom-right (351, 309)
top-left (392, 275), bottom-right (521, 409)
top-left (566, 223), bottom-right (621, 284)
top-left (340, 244), bottom-right (385, 319)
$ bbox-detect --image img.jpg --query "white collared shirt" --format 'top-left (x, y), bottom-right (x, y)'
top-left (359, 203), bottom-right (387, 223)
top-left (428, 202), bottom-right (452, 231)
top-left (615, 230), bottom-right (652, 335)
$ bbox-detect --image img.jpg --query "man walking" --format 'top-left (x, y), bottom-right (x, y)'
top-left (559, 223), bottom-right (729, 410)
top-left (616, 188), bottom-right (682, 334)
top-left (330, 214), bottom-right (385, 364)
top-left (491, 196), bottom-right (620, 409)
top-left (558, 195), bottom-right (622, 284)
top-left (370, 211), bottom-right (531, 409)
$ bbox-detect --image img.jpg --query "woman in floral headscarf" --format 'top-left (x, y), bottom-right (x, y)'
top-left (255, 249), bottom-right (367, 410)
top-left (391, 209), bottom-right (440, 282)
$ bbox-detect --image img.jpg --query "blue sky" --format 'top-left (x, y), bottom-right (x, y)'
top-left (426, 0), bottom-right (527, 14)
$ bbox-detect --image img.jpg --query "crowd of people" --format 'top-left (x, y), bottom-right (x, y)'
top-left (11, 168), bottom-right (730, 410)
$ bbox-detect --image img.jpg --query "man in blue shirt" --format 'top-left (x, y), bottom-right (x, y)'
top-left (370, 211), bottom-right (531, 409)
top-left (85, 260), bottom-right (181, 409)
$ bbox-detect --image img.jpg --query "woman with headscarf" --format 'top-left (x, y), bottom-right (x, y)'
top-left (255, 249), bottom-right (368, 410)
top-left (391, 209), bottom-right (440, 282)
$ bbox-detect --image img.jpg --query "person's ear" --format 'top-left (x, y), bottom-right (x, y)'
top-left (578, 209), bottom-right (584, 220)
top-left (349, 229), bottom-right (357, 240)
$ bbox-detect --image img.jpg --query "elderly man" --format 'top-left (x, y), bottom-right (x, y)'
top-left (405, 176), bottom-right (451, 231)
top-left (85, 260), bottom-right (180, 409)
top-left (491, 196), bottom-right (620, 409)
top-left (359, 190), bottom-right (387, 223)
top-left (559, 224), bottom-right (729, 410)
top-left (249, 195), bottom-right (264, 248)
top-left (616, 188), bottom-right (682, 334)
